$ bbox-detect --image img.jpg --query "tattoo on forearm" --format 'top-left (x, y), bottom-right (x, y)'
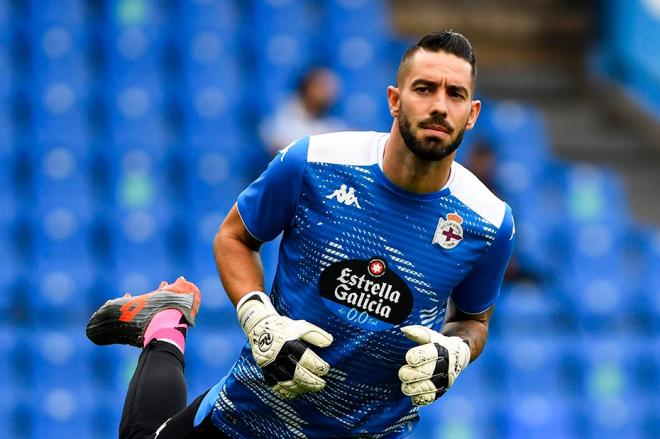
top-left (441, 321), bottom-right (488, 361)
top-left (441, 299), bottom-right (493, 362)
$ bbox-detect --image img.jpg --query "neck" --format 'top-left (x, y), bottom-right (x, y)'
top-left (382, 122), bottom-right (455, 193)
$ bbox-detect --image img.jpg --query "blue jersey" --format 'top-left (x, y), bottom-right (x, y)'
top-left (203, 131), bottom-right (514, 438)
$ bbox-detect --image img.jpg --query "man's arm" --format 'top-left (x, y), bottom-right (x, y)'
top-left (214, 203), bottom-right (333, 400)
top-left (441, 298), bottom-right (493, 362)
top-left (213, 204), bottom-right (265, 306)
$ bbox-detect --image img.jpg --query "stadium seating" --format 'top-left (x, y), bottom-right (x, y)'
top-left (0, 1), bottom-right (658, 437)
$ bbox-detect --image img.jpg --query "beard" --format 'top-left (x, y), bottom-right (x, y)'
top-left (398, 104), bottom-right (467, 162)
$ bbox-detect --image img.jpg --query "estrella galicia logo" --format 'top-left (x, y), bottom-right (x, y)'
top-left (319, 257), bottom-right (413, 331)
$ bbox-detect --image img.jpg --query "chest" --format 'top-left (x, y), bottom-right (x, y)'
top-left (290, 164), bottom-right (494, 298)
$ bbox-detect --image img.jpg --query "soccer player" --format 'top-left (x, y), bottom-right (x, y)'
top-left (87, 31), bottom-right (515, 438)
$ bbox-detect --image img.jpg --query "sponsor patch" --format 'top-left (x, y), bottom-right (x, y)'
top-left (319, 257), bottom-right (413, 331)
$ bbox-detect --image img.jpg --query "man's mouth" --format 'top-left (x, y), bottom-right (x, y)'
top-left (421, 124), bottom-right (451, 135)
top-left (420, 121), bottom-right (452, 134)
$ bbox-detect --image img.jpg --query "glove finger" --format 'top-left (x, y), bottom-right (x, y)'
top-left (291, 364), bottom-right (326, 392)
top-left (297, 348), bottom-right (331, 377)
top-left (405, 343), bottom-right (440, 367)
top-left (401, 325), bottom-right (435, 345)
top-left (401, 378), bottom-right (438, 396)
top-left (294, 320), bottom-right (333, 348)
top-left (398, 363), bottom-right (436, 384)
top-left (271, 381), bottom-right (300, 400)
top-left (412, 392), bottom-right (437, 407)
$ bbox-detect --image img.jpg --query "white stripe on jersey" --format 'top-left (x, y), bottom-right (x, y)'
top-left (448, 162), bottom-right (507, 228)
top-left (307, 131), bottom-right (385, 165)
top-left (307, 131), bottom-right (507, 228)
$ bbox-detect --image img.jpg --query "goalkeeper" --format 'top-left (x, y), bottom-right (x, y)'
top-left (87, 31), bottom-right (514, 438)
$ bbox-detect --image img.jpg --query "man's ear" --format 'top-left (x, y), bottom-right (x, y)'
top-left (387, 85), bottom-right (400, 118)
top-left (466, 99), bottom-right (481, 130)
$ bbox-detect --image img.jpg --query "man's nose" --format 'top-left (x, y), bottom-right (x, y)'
top-left (429, 92), bottom-right (448, 117)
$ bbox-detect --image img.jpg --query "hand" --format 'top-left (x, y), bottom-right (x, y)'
top-left (398, 325), bottom-right (471, 406)
top-left (237, 292), bottom-right (333, 399)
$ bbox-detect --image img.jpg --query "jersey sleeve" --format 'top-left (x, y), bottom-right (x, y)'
top-left (450, 204), bottom-right (515, 314)
top-left (236, 137), bottom-right (309, 242)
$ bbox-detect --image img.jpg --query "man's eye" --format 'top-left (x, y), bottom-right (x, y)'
top-left (416, 87), bottom-right (429, 94)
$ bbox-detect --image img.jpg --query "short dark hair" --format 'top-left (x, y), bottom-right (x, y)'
top-left (396, 31), bottom-right (477, 87)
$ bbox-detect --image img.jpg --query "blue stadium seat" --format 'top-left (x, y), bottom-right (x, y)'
top-left (559, 164), bottom-right (630, 227)
top-left (109, 212), bottom-right (176, 290)
top-left (480, 102), bottom-right (551, 164)
top-left (0, 225), bottom-right (17, 309)
top-left (98, 147), bottom-right (188, 286)
top-left (323, 0), bottom-right (391, 41)
top-left (642, 230), bottom-right (660, 320)
top-left (249, 1), bottom-right (321, 115)
top-left (33, 206), bottom-right (92, 255)
top-left (251, 0), bottom-right (318, 39)
top-left (554, 221), bottom-right (651, 331)
top-left (496, 284), bottom-right (569, 335)
top-left (335, 59), bottom-right (391, 130)
top-left (29, 328), bottom-right (97, 437)
top-left (185, 328), bottom-right (246, 398)
top-left (88, 344), bottom-right (136, 393)
top-left (413, 393), bottom-right (502, 439)
top-left (177, 0), bottom-right (242, 36)
top-left (179, 46), bottom-right (245, 144)
top-left (104, 0), bottom-right (173, 34)
top-left (504, 394), bottom-right (579, 439)
top-left (101, 0), bottom-right (174, 145)
top-left (106, 76), bottom-right (170, 145)
top-left (498, 336), bottom-right (577, 396)
top-left (105, 145), bottom-right (182, 212)
top-left (0, 0), bottom-right (11, 27)
top-left (188, 272), bottom-right (235, 319)
top-left (31, 264), bottom-right (94, 323)
top-left (0, 34), bottom-right (15, 104)
top-left (31, 23), bottom-right (91, 143)
top-left (28, 0), bottom-right (88, 27)
top-left (183, 150), bottom-right (247, 214)
top-left (31, 146), bottom-right (94, 215)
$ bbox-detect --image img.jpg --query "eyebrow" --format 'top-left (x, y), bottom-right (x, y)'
top-left (410, 79), bottom-right (469, 96)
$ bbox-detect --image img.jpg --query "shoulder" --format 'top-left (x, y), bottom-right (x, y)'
top-left (448, 162), bottom-right (511, 229)
top-left (307, 131), bottom-right (387, 165)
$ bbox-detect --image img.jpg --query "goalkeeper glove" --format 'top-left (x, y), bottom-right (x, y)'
top-left (398, 325), bottom-right (471, 406)
top-left (236, 291), bottom-right (333, 399)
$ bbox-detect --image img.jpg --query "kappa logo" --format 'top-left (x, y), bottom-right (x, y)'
top-left (326, 184), bottom-right (361, 209)
top-left (432, 212), bottom-right (464, 249)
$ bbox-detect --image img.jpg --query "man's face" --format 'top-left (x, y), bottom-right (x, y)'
top-left (389, 50), bottom-right (480, 161)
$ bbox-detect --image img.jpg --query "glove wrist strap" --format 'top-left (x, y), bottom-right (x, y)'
top-left (236, 291), bottom-right (278, 334)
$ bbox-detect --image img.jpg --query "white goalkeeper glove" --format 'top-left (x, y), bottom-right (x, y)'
top-left (236, 291), bottom-right (333, 399)
top-left (398, 325), bottom-right (471, 406)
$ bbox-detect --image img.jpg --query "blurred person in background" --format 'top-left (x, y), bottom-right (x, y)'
top-left (465, 139), bottom-right (540, 284)
top-left (86, 31), bottom-right (514, 438)
top-left (259, 66), bottom-right (346, 155)
top-left (464, 138), bottom-right (499, 195)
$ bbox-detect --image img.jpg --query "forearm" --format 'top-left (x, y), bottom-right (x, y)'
top-left (440, 299), bottom-right (493, 362)
top-left (440, 319), bottom-right (488, 362)
top-left (213, 206), bottom-right (266, 306)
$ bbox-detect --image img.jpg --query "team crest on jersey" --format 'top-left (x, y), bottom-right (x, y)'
top-left (432, 212), bottom-right (464, 249)
top-left (319, 257), bottom-right (413, 331)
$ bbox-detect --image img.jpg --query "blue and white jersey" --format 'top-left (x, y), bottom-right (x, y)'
top-left (209, 131), bottom-right (514, 438)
